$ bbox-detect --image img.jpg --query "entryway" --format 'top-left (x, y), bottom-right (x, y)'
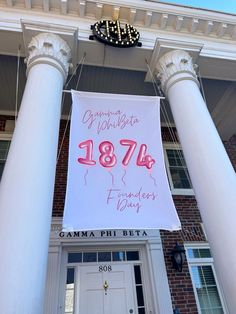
top-left (64, 249), bottom-right (147, 314)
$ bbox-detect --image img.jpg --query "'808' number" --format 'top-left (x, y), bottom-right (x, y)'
top-left (99, 265), bottom-right (112, 272)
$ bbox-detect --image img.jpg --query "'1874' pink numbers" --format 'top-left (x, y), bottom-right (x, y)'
top-left (77, 139), bottom-right (155, 169)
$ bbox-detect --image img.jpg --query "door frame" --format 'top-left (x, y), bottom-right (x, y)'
top-left (60, 244), bottom-right (153, 314)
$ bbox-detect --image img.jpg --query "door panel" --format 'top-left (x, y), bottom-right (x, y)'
top-left (105, 289), bottom-right (127, 314)
top-left (79, 267), bottom-right (103, 314)
top-left (78, 264), bottom-right (136, 314)
top-left (86, 290), bottom-right (104, 314)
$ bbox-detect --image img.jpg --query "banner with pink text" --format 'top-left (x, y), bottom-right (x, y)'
top-left (63, 91), bottom-right (181, 231)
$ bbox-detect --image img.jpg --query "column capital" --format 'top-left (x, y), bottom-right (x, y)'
top-left (25, 33), bottom-right (72, 82)
top-left (155, 50), bottom-right (199, 94)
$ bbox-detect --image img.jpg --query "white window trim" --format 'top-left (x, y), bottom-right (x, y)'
top-left (163, 142), bottom-right (195, 196)
top-left (185, 242), bottom-right (229, 314)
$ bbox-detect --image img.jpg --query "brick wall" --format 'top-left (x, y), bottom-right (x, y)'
top-left (53, 120), bottom-right (70, 216)
top-left (161, 196), bottom-right (206, 313)
top-left (0, 116), bottom-right (14, 132)
top-left (224, 134), bottom-right (236, 171)
top-left (160, 127), bottom-right (205, 313)
top-left (1, 116), bottom-right (236, 313)
top-left (0, 119), bottom-right (5, 131)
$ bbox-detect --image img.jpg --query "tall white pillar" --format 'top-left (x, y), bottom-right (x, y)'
top-left (156, 50), bottom-right (236, 313)
top-left (0, 33), bottom-right (71, 314)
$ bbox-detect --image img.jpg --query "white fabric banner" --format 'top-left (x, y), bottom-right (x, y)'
top-left (63, 91), bottom-right (181, 231)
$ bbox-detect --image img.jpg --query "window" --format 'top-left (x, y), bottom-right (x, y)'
top-left (164, 144), bottom-right (193, 195)
top-left (65, 268), bottom-right (75, 314)
top-left (0, 139), bottom-right (10, 180)
top-left (134, 265), bottom-right (146, 314)
top-left (67, 250), bottom-right (140, 264)
top-left (186, 244), bottom-right (227, 314)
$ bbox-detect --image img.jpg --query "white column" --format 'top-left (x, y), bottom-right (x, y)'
top-left (0, 33), bottom-right (71, 314)
top-left (148, 240), bottom-right (173, 314)
top-left (156, 50), bottom-right (236, 313)
top-left (43, 245), bottom-right (62, 314)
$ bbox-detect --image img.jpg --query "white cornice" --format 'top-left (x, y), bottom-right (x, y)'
top-left (0, 0), bottom-right (236, 43)
top-left (0, 1), bottom-right (236, 77)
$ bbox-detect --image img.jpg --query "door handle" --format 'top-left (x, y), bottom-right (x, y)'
top-left (129, 310), bottom-right (133, 313)
top-left (103, 281), bottom-right (109, 295)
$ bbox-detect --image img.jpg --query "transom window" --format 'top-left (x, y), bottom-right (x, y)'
top-left (186, 245), bottom-right (227, 314)
top-left (68, 250), bottom-right (139, 263)
top-left (164, 144), bottom-right (194, 195)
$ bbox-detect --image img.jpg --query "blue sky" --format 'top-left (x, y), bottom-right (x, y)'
top-left (160, 0), bottom-right (236, 14)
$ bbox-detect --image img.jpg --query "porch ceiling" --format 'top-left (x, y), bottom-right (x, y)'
top-left (0, 54), bottom-right (235, 140)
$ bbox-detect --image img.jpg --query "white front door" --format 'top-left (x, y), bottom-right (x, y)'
top-left (78, 263), bottom-right (136, 314)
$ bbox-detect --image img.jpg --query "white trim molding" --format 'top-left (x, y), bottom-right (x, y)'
top-left (163, 142), bottom-right (195, 196)
top-left (185, 243), bottom-right (229, 314)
